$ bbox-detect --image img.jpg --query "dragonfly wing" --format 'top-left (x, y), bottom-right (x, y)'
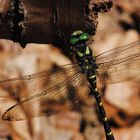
top-left (97, 58), bottom-right (140, 84)
top-left (0, 64), bottom-right (80, 98)
top-left (96, 41), bottom-right (140, 69)
top-left (2, 73), bottom-right (92, 121)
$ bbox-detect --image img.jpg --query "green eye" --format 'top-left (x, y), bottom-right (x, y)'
top-left (80, 32), bottom-right (90, 41)
top-left (70, 37), bottom-right (79, 45)
top-left (70, 31), bottom-right (89, 45)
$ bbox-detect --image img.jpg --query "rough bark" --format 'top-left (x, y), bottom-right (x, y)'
top-left (0, 0), bottom-right (113, 48)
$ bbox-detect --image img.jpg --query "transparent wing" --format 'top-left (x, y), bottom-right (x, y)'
top-left (97, 58), bottom-right (140, 84)
top-left (0, 64), bottom-right (80, 98)
top-left (2, 73), bottom-right (91, 121)
top-left (96, 41), bottom-right (140, 69)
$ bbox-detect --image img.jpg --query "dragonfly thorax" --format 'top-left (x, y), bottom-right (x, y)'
top-left (70, 31), bottom-right (97, 75)
top-left (76, 49), bottom-right (96, 75)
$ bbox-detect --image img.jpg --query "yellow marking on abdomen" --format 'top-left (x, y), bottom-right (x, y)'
top-left (107, 131), bottom-right (112, 136)
top-left (103, 117), bottom-right (108, 121)
top-left (99, 102), bottom-right (103, 106)
top-left (95, 88), bottom-right (98, 92)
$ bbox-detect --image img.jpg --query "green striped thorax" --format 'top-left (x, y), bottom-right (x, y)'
top-left (70, 30), bottom-right (97, 75)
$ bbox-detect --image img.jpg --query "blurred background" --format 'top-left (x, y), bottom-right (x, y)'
top-left (0, 0), bottom-right (140, 140)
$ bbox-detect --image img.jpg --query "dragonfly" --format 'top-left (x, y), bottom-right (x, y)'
top-left (0, 31), bottom-right (140, 140)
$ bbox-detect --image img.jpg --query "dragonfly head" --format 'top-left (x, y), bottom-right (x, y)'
top-left (70, 30), bottom-right (90, 52)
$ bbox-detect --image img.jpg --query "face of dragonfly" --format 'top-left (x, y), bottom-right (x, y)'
top-left (69, 30), bottom-right (90, 53)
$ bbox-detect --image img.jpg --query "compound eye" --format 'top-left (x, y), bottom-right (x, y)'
top-left (70, 37), bottom-right (79, 45)
top-left (70, 30), bottom-right (82, 45)
top-left (70, 31), bottom-right (89, 45)
top-left (79, 32), bottom-right (90, 41)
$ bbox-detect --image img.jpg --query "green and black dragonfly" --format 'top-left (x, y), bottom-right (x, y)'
top-left (0, 31), bottom-right (140, 140)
